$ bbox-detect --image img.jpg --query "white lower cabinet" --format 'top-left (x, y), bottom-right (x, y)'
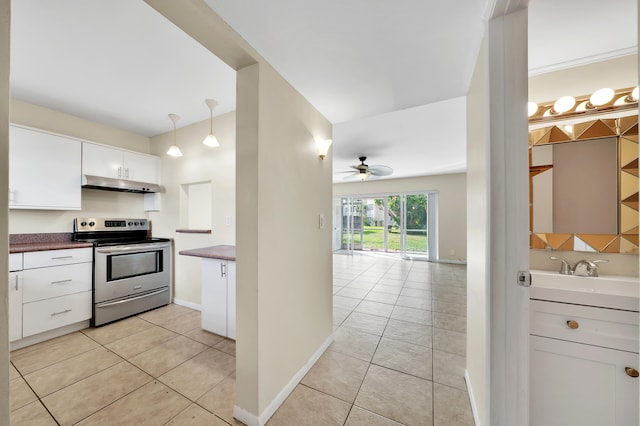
top-left (9, 271), bottom-right (23, 342)
top-left (531, 299), bottom-right (639, 426)
top-left (18, 248), bottom-right (93, 339)
top-left (201, 259), bottom-right (236, 339)
top-left (531, 336), bottom-right (638, 426)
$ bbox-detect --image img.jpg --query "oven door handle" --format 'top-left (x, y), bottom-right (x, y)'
top-left (96, 288), bottom-right (169, 308)
top-left (96, 243), bottom-right (169, 254)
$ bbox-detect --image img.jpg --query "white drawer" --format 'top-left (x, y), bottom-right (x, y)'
top-left (531, 300), bottom-right (639, 353)
top-left (24, 247), bottom-right (92, 269)
top-left (9, 253), bottom-right (23, 272)
top-left (22, 291), bottom-right (92, 337)
top-left (23, 262), bottom-right (92, 303)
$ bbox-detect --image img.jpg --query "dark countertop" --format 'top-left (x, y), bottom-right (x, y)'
top-left (10, 241), bottom-right (93, 254)
top-left (9, 232), bottom-right (94, 253)
top-left (179, 245), bottom-right (236, 261)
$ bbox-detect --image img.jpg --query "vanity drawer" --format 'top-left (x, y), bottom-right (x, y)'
top-left (530, 300), bottom-right (639, 353)
top-left (22, 291), bottom-right (92, 337)
top-left (23, 262), bottom-right (92, 303)
top-left (23, 247), bottom-right (92, 269)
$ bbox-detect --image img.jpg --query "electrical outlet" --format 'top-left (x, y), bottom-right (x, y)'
top-left (225, 216), bottom-right (231, 226)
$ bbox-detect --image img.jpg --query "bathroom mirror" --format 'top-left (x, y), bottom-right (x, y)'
top-left (529, 115), bottom-right (639, 254)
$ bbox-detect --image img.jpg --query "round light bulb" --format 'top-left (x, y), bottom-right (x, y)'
top-left (553, 96), bottom-right (576, 114)
top-left (589, 88), bottom-right (614, 106)
top-left (632, 86), bottom-right (639, 101)
top-left (527, 102), bottom-right (538, 117)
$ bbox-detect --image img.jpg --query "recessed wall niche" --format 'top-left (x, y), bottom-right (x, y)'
top-left (179, 181), bottom-right (212, 231)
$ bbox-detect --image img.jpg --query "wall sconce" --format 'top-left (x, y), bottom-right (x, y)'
top-left (316, 138), bottom-right (332, 160)
top-left (203, 99), bottom-right (220, 148)
top-left (166, 114), bottom-right (183, 157)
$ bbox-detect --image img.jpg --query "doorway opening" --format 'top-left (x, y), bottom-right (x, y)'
top-left (334, 192), bottom-right (438, 261)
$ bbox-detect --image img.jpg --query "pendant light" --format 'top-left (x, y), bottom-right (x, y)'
top-left (203, 99), bottom-right (220, 148)
top-left (167, 114), bottom-right (183, 157)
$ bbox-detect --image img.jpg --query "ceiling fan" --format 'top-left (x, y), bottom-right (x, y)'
top-left (340, 156), bottom-right (393, 181)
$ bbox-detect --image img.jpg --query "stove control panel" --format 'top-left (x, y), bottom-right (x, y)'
top-left (74, 218), bottom-right (148, 232)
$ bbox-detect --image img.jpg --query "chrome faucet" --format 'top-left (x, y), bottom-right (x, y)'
top-left (572, 259), bottom-right (609, 277)
top-left (550, 256), bottom-right (572, 275)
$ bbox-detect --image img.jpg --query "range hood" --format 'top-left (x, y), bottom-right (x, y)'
top-left (82, 174), bottom-right (161, 193)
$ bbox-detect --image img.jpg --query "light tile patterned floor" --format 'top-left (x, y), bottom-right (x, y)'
top-left (9, 253), bottom-right (472, 425)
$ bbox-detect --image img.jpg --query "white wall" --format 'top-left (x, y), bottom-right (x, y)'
top-left (148, 111), bottom-right (236, 305)
top-left (333, 173), bottom-right (467, 262)
top-left (465, 33), bottom-right (488, 426)
top-left (8, 99), bottom-right (151, 234)
top-left (0, 0), bottom-right (10, 422)
top-left (235, 61), bottom-right (334, 419)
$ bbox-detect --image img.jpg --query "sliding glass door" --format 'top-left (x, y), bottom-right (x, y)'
top-left (335, 192), bottom-right (438, 260)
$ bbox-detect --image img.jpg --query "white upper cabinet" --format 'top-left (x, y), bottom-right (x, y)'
top-left (9, 125), bottom-right (82, 210)
top-left (82, 142), bottom-right (159, 184)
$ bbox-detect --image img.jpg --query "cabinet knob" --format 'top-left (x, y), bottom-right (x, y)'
top-left (566, 320), bottom-right (579, 329)
top-left (625, 367), bottom-right (639, 378)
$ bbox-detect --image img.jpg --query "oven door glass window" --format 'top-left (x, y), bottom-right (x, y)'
top-left (108, 251), bottom-right (162, 281)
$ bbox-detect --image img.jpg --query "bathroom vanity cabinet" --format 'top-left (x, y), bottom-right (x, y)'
top-left (530, 275), bottom-right (639, 426)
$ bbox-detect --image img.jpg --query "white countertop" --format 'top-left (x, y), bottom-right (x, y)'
top-left (530, 269), bottom-right (639, 312)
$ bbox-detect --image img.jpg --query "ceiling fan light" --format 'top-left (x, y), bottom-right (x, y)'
top-left (527, 102), bottom-right (538, 117)
top-left (203, 133), bottom-right (220, 148)
top-left (589, 88), bottom-right (614, 106)
top-left (553, 96), bottom-right (576, 114)
top-left (357, 171), bottom-right (369, 181)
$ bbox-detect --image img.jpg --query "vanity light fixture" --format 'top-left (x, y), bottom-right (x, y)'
top-left (202, 99), bottom-right (220, 148)
top-left (166, 114), bottom-right (183, 157)
top-left (316, 138), bottom-right (332, 160)
top-left (527, 102), bottom-right (538, 117)
top-left (530, 87), bottom-right (638, 122)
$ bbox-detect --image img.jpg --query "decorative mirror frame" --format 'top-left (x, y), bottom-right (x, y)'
top-left (529, 115), bottom-right (639, 254)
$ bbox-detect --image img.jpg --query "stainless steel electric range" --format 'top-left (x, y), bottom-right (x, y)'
top-left (73, 218), bottom-right (171, 326)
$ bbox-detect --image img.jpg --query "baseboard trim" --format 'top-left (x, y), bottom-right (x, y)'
top-left (465, 369), bottom-right (481, 426)
top-left (436, 258), bottom-right (467, 265)
top-left (233, 332), bottom-right (335, 426)
top-left (10, 320), bottom-right (90, 351)
top-left (172, 298), bottom-right (201, 311)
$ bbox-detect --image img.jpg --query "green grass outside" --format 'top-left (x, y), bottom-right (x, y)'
top-left (342, 226), bottom-right (427, 252)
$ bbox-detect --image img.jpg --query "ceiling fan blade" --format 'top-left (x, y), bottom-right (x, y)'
top-left (368, 165), bottom-right (393, 176)
top-left (349, 165), bottom-right (360, 171)
top-left (342, 173), bottom-right (361, 181)
top-left (335, 170), bottom-right (356, 174)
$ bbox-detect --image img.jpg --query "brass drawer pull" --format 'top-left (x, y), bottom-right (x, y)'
top-left (566, 320), bottom-right (579, 329)
top-left (625, 367), bottom-right (639, 378)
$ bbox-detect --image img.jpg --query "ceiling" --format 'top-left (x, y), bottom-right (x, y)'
top-left (9, 0), bottom-right (638, 182)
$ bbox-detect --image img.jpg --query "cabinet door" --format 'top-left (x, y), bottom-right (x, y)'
top-left (9, 271), bottom-right (22, 342)
top-left (531, 335), bottom-right (639, 426)
top-left (227, 261), bottom-right (236, 339)
top-left (123, 151), bottom-right (159, 183)
top-left (201, 259), bottom-right (227, 336)
top-left (9, 126), bottom-right (82, 210)
top-left (82, 142), bottom-right (123, 179)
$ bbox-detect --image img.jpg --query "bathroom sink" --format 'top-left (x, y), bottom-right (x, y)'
top-left (530, 270), bottom-right (639, 311)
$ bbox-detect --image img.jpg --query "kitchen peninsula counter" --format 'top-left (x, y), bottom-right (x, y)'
top-left (179, 244), bottom-right (236, 261)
